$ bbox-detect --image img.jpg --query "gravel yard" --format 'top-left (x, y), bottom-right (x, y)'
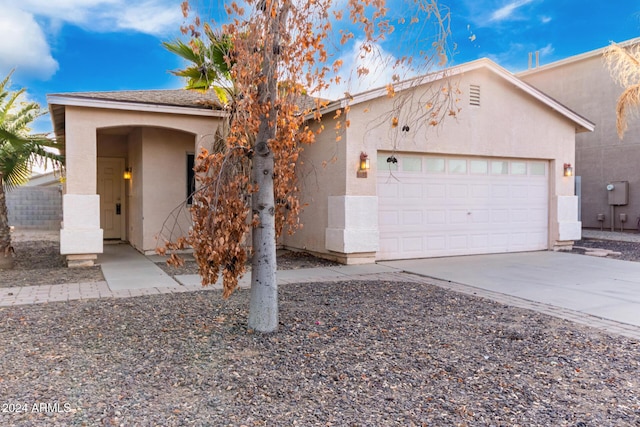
top-left (1, 280), bottom-right (639, 426)
top-left (0, 233), bottom-right (639, 425)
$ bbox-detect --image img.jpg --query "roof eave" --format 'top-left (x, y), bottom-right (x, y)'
top-left (313, 58), bottom-right (595, 133)
top-left (46, 94), bottom-right (227, 118)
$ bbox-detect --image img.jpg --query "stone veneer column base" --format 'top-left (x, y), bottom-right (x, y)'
top-left (66, 254), bottom-right (98, 268)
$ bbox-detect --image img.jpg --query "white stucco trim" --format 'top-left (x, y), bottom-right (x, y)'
top-left (557, 195), bottom-right (582, 241)
top-left (60, 229), bottom-right (104, 255)
top-left (325, 195), bottom-right (379, 253)
top-left (60, 194), bottom-right (103, 255)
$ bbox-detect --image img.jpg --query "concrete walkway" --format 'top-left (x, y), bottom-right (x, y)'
top-left (2, 234), bottom-right (640, 339)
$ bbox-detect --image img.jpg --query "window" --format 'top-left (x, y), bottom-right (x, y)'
top-left (378, 154), bottom-right (398, 171)
top-left (187, 153), bottom-right (195, 205)
top-left (511, 161), bottom-right (527, 175)
top-left (530, 162), bottom-right (546, 176)
top-left (491, 161), bottom-right (508, 175)
top-left (470, 160), bottom-right (488, 174)
top-left (449, 159), bottom-right (467, 174)
top-left (425, 158), bottom-right (445, 173)
top-left (402, 156), bottom-right (422, 172)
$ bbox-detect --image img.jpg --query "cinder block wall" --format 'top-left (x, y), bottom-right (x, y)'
top-left (6, 187), bottom-right (62, 230)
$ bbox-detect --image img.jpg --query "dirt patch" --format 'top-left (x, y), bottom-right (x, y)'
top-left (0, 232), bottom-right (104, 288)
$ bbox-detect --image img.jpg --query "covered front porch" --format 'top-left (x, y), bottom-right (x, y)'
top-left (47, 90), bottom-right (224, 266)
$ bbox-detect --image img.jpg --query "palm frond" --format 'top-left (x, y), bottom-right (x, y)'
top-left (604, 43), bottom-right (640, 88)
top-left (0, 71), bottom-right (64, 190)
top-left (615, 83), bottom-right (640, 139)
top-left (163, 39), bottom-right (204, 64)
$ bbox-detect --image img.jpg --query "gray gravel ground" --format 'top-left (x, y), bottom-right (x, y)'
top-left (573, 238), bottom-right (640, 262)
top-left (1, 234), bottom-right (640, 425)
top-left (1, 279), bottom-right (639, 426)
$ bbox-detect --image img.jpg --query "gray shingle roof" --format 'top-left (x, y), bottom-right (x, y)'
top-left (49, 89), bottom-right (222, 109)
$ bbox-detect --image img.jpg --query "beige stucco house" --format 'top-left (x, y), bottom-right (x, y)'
top-left (519, 37), bottom-right (640, 232)
top-left (48, 58), bottom-right (592, 266)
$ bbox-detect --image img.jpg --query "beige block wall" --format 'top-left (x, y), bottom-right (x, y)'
top-left (520, 54), bottom-right (640, 231)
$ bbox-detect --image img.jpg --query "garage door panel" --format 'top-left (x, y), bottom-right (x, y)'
top-left (448, 184), bottom-right (468, 198)
top-left (449, 235), bottom-right (468, 249)
top-left (528, 208), bottom-right (547, 224)
top-left (470, 210), bottom-right (490, 224)
top-left (378, 154), bottom-right (548, 260)
top-left (379, 183), bottom-right (399, 199)
top-left (402, 183), bottom-right (423, 198)
top-left (491, 184), bottom-right (510, 199)
top-left (450, 210), bottom-right (470, 224)
top-left (490, 233), bottom-right (509, 248)
top-left (402, 210), bottom-right (422, 225)
top-left (426, 184), bottom-right (446, 199)
top-left (511, 209), bottom-right (529, 223)
top-left (426, 235), bottom-right (447, 250)
top-left (379, 210), bottom-right (399, 226)
top-left (491, 209), bottom-right (510, 223)
top-left (426, 210), bottom-right (446, 224)
top-left (402, 237), bottom-right (424, 252)
top-left (470, 234), bottom-right (490, 249)
top-left (529, 185), bottom-right (547, 199)
top-left (471, 184), bottom-right (490, 198)
top-left (510, 185), bottom-right (529, 199)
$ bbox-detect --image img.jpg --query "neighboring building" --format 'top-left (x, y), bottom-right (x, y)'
top-left (519, 37), bottom-right (640, 232)
top-left (48, 58), bottom-right (592, 266)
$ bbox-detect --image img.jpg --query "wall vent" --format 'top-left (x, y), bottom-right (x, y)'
top-left (469, 84), bottom-right (481, 106)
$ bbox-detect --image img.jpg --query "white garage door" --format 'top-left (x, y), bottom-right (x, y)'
top-left (377, 153), bottom-right (549, 260)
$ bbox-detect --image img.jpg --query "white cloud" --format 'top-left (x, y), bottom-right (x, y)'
top-left (540, 15), bottom-right (552, 24)
top-left (18, 0), bottom-right (183, 36)
top-left (490, 0), bottom-right (535, 22)
top-left (539, 43), bottom-right (554, 57)
top-left (0, 0), bottom-right (184, 80)
top-left (115, 1), bottom-right (184, 34)
top-left (0, 7), bottom-right (58, 79)
top-left (319, 40), bottom-right (417, 100)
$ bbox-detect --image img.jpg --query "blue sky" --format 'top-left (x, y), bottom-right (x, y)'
top-left (1, 0), bottom-right (639, 133)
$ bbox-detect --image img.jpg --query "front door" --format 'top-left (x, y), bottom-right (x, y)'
top-left (97, 157), bottom-right (125, 240)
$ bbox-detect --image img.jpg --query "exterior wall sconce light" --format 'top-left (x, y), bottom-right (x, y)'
top-left (563, 163), bottom-right (573, 177)
top-left (123, 167), bottom-right (132, 180)
top-left (357, 152), bottom-right (370, 178)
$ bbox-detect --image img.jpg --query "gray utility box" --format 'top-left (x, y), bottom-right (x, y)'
top-left (607, 181), bottom-right (629, 206)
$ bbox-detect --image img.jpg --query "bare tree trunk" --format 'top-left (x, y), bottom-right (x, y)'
top-left (248, 2), bottom-right (288, 333)
top-left (0, 177), bottom-right (14, 270)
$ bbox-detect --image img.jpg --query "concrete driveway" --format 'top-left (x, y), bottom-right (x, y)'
top-left (380, 251), bottom-right (640, 328)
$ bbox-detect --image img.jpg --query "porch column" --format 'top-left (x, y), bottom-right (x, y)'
top-left (60, 110), bottom-right (103, 267)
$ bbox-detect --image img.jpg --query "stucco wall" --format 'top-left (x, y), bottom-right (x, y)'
top-left (281, 117), bottom-right (347, 255)
top-left (520, 53), bottom-right (640, 231)
top-left (60, 105), bottom-right (221, 259)
top-left (285, 65), bottom-right (580, 260)
top-left (128, 128), bottom-right (144, 250)
top-left (140, 127), bottom-right (196, 252)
